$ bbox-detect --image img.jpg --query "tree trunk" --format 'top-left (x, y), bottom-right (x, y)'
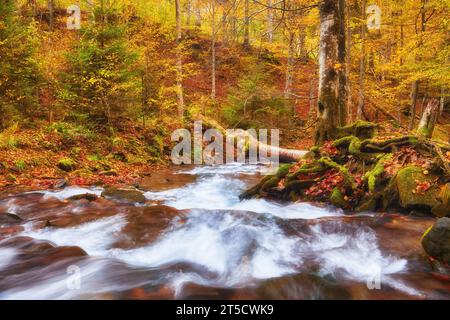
top-left (211, 0), bottom-right (217, 100)
top-left (243, 0), bottom-right (250, 49)
top-left (48, 0), bottom-right (54, 30)
top-left (408, 81), bottom-right (419, 130)
top-left (195, 0), bottom-right (202, 27)
top-left (284, 32), bottom-right (295, 99)
top-left (175, 0), bottom-right (185, 118)
top-left (440, 87), bottom-right (446, 116)
top-left (409, 0), bottom-right (426, 130)
top-left (315, 0), bottom-right (344, 145)
top-left (357, 0), bottom-right (366, 120)
top-left (345, 2), bottom-right (352, 123)
top-left (308, 77), bottom-right (316, 117)
top-left (337, 0), bottom-right (347, 126)
top-left (267, 0), bottom-right (274, 43)
top-left (417, 99), bottom-right (439, 138)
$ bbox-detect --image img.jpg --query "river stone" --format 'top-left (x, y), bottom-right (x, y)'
top-left (396, 166), bottom-right (440, 211)
top-left (422, 217), bottom-right (450, 264)
top-left (137, 170), bottom-right (197, 192)
top-left (113, 205), bottom-right (186, 249)
top-left (431, 183), bottom-right (450, 217)
top-left (101, 186), bottom-right (146, 203)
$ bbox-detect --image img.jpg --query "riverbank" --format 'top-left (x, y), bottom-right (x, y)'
top-left (0, 120), bottom-right (175, 191)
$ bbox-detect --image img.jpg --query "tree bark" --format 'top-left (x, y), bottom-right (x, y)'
top-left (211, 0), bottom-right (217, 101)
top-left (284, 32), bottom-right (295, 99)
top-left (357, 0), bottom-right (366, 120)
top-left (409, 0), bottom-right (426, 130)
top-left (345, 2), bottom-right (352, 123)
top-left (417, 99), bottom-right (439, 138)
top-left (243, 0), bottom-right (250, 49)
top-left (267, 0), bottom-right (274, 43)
top-left (175, 0), bottom-right (185, 118)
top-left (337, 0), bottom-right (347, 126)
top-left (48, 0), bottom-right (54, 30)
top-left (315, 0), bottom-right (346, 145)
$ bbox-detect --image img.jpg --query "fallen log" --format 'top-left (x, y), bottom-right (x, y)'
top-left (197, 115), bottom-right (307, 163)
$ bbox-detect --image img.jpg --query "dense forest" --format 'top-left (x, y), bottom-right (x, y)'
top-left (0, 0), bottom-right (449, 300)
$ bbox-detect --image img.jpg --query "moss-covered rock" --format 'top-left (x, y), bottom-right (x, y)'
top-left (396, 166), bottom-right (440, 211)
top-left (330, 187), bottom-right (348, 208)
top-left (421, 217), bottom-right (450, 265)
top-left (431, 183), bottom-right (450, 217)
top-left (57, 158), bottom-right (76, 172)
top-left (356, 197), bottom-right (378, 213)
top-left (364, 154), bottom-right (392, 193)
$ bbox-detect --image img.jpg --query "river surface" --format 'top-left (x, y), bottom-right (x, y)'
top-left (0, 163), bottom-right (449, 299)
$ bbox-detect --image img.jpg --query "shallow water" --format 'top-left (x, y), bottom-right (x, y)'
top-left (0, 163), bottom-right (448, 299)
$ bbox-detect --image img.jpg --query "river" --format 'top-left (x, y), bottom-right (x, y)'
top-left (0, 163), bottom-right (448, 299)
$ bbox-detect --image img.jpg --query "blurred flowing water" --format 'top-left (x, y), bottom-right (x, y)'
top-left (0, 163), bottom-right (448, 300)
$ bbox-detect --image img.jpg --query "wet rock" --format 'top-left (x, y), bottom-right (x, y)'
top-left (422, 217), bottom-right (450, 265)
top-left (67, 193), bottom-right (99, 202)
top-left (113, 205), bottom-right (185, 249)
top-left (257, 273), bottom-right (352, 299)
top-left (54, 179), bottom-right (69, 189)
top-left (0, 236), bottom-right (87, 274)
top-left (431, 183), bottom-right (450, 218)
top-left (396, 166), bottom-right (440, 212)
top-left (137, 170), bottom-right (197, 192)
top-left (101, 186), bottom-right (146, 203)
top-left (0, 225), bottom-right (24, 237)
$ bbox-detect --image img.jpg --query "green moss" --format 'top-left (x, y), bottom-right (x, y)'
top-left (335, 120), bottom-right (378, 139)
top-left (275, 164), bottom-right (293, 178)
top-left (330, 187), bottom-right (347, 208)
top-left (286, 163), bottom-right (324, 182)
top-left (14, 160), bottom-right (26, 172)
top-left (364, 154), bottom-right (392, 193)
top-left (57, 158), bottom-right (76, 172)
top-left (431, 183), bottom-right (450, 217)
top-left (261, 176), bottom-right (280, 191)
top-left (396, 165), bottom-right (440, 211)
top-left (356, 197), bottom-right (378, 212)
top-left (6, 173), bottom-right (17, 182)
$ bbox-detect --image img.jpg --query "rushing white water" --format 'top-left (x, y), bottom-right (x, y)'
top-left (1, 163), bottom-right (419, 299)
top-left (144, 163), bottom-right (343, 220)
top-left (41, 186), bottom-right (103, 201)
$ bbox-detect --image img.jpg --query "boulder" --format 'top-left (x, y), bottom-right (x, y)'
top-left (422, 217), bottom-right (450, 265)
top-left (138, 170), bottom-right (197, 192)
top-left (101, 187), bottom-right (146, 203)
top-left (431, 183), bottom-right (450, 217)
top-left (113, 205), bottom-right (185, 249)
top-left (396, 166), bottom-right (440, 212)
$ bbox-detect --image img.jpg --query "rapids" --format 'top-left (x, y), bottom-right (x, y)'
top-left (0, 163), bottom-right (448, 299)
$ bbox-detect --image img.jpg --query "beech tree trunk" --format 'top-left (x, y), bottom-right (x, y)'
top-left (267, 0), bottom-right (274, 42)
top-left (175, 0), bottom-right (185, 118)
top-left (315, 0), bottom-right (346, 145)
top-left (409, 0), bottom-right (426, 130)
top-left (243, 0), bottom-right (250, 49)
top-left (337, 0), bottom-right (347, 126)
top-left (417, 99), bottom-right (439, 138)
top-left (284, 32), bottom-right (295, 99)
top-left (357, 0), bottom-right (366, 120)
top-left (211, 0), bottom-right (216, 100)
top-left (345, 2), bottom-right (352, 122)
top-left (48, 0), bottom-right (54, 30)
